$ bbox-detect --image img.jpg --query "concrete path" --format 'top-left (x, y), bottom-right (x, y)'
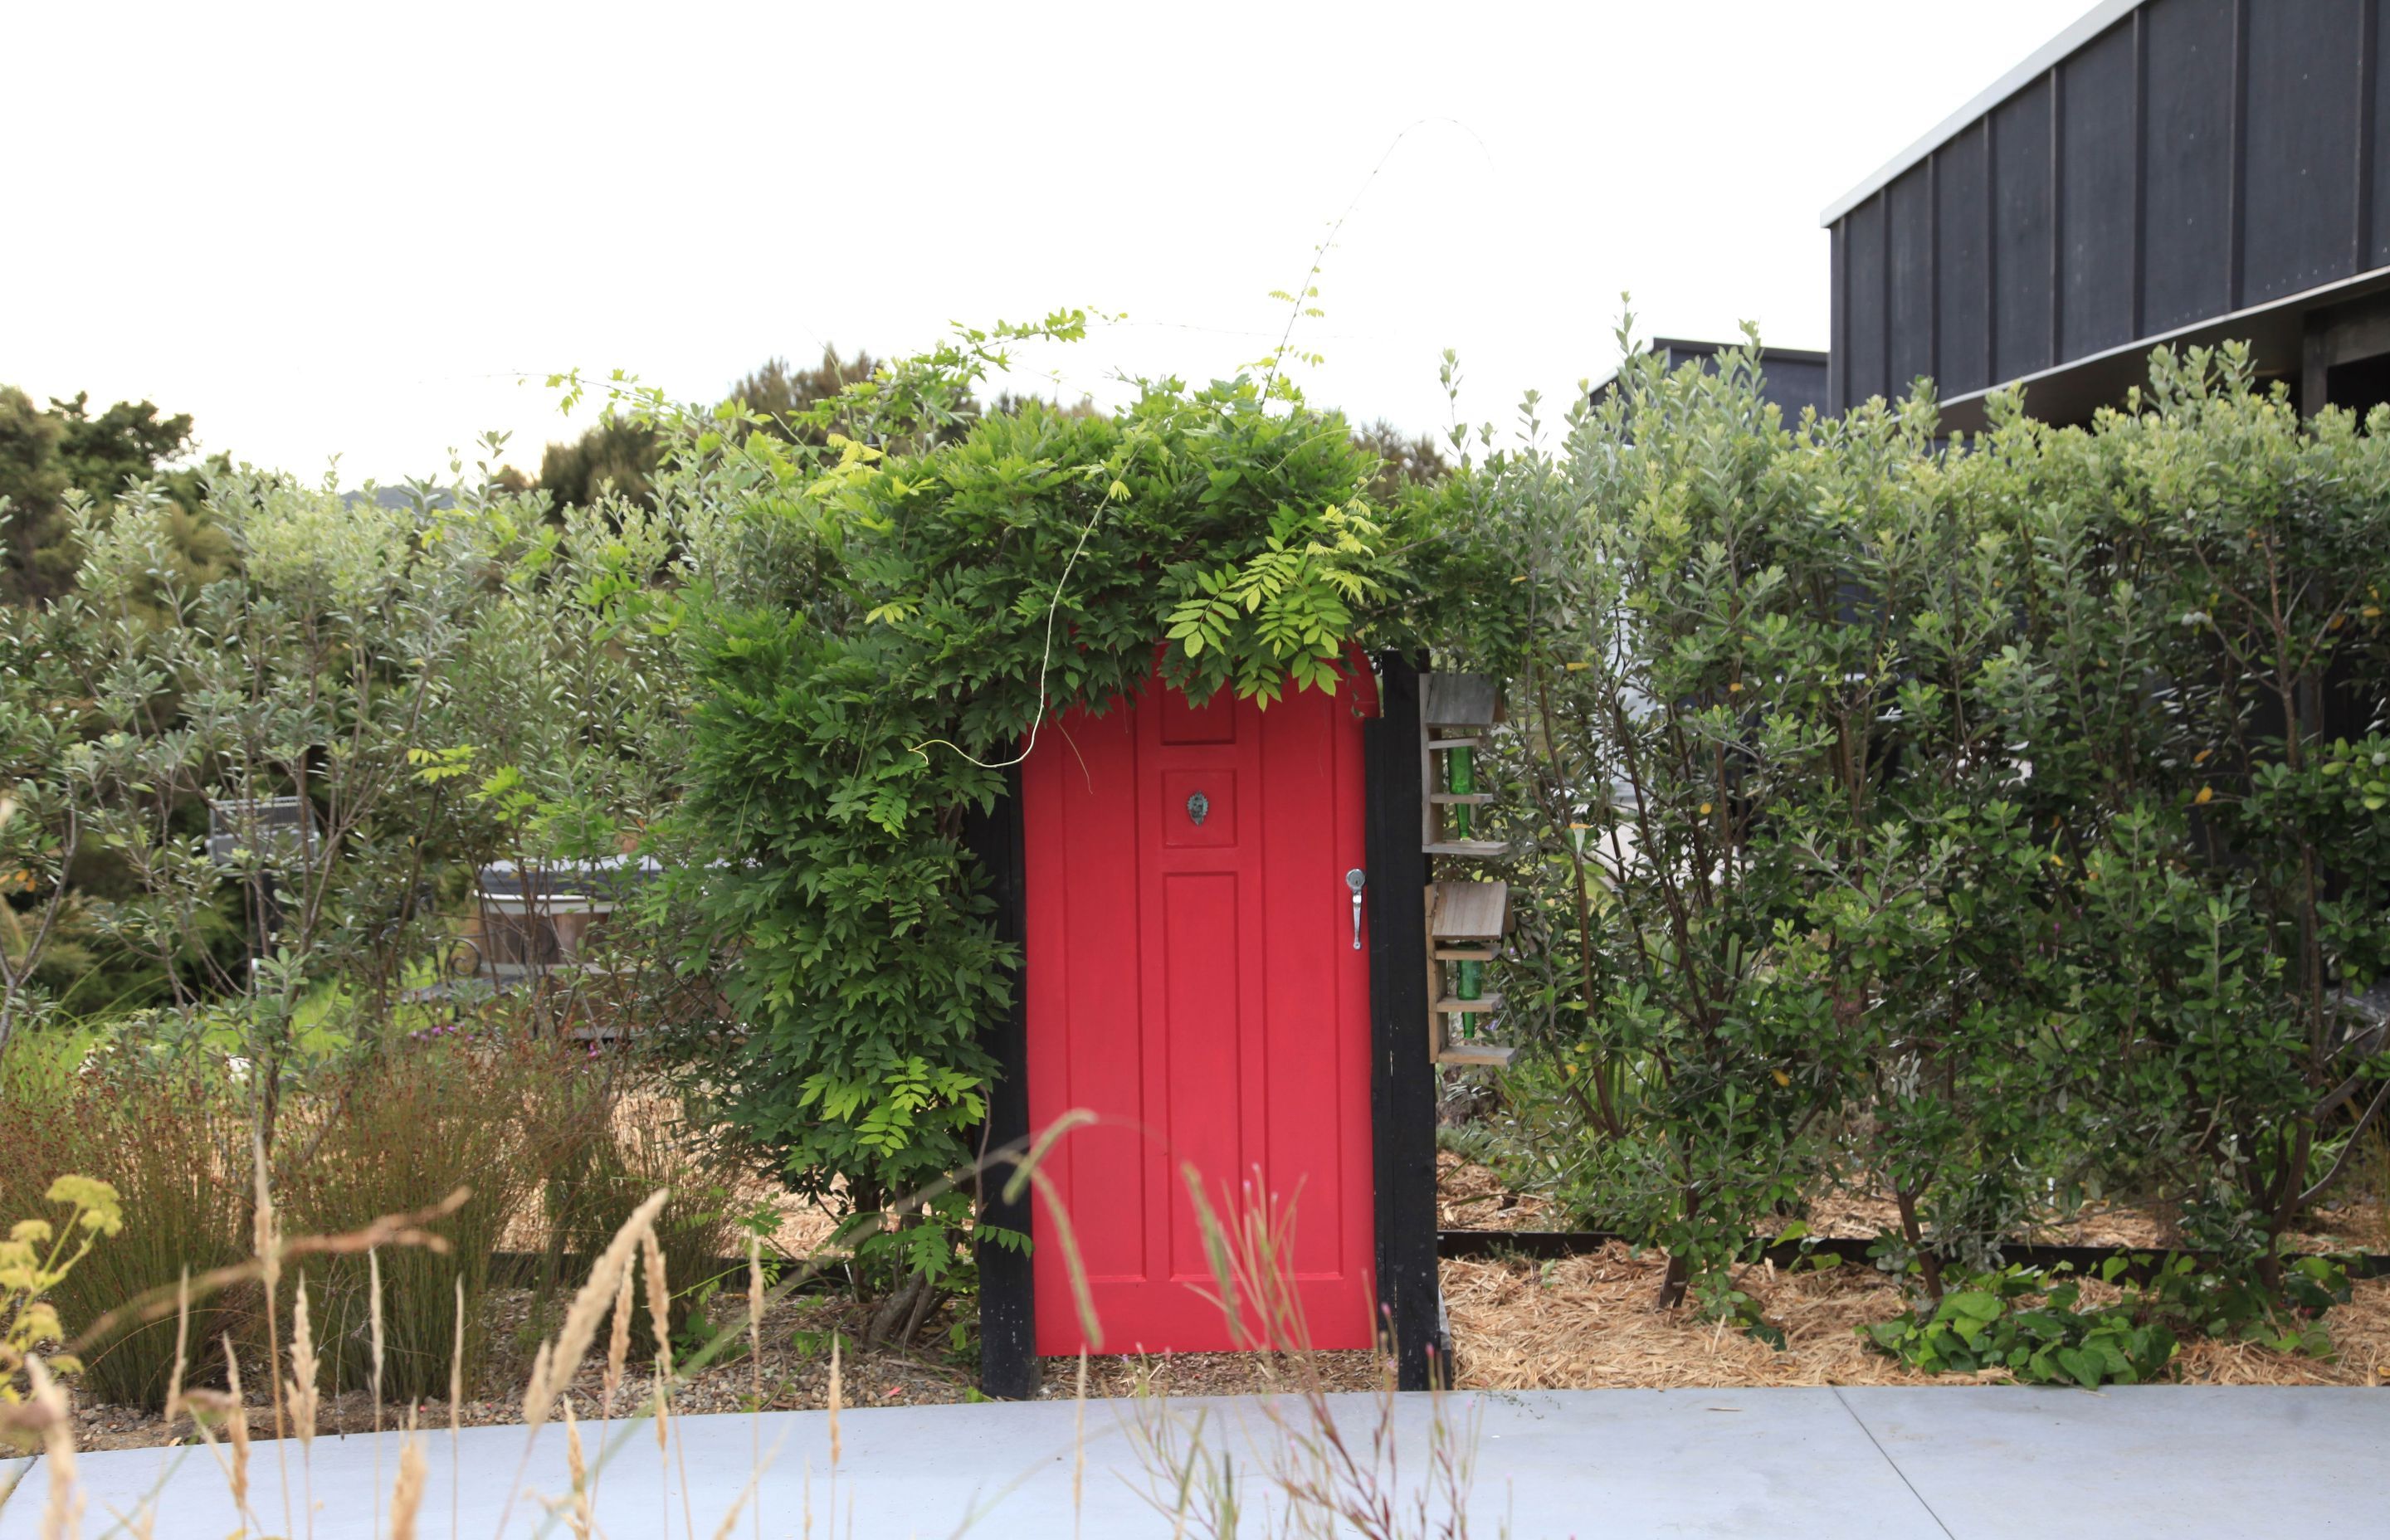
top-left (2, 1386), bottom-right (2382, 1538)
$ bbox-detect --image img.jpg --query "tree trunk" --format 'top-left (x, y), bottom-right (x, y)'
top-left (1892, 1183), bottom-right (1944, 1300)
top-left (865, 1268), bottom-right (933, 1348)
top-left (1655, 1250), bottom-right (1690, 1309)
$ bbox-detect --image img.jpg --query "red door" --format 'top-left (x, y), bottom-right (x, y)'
top-left (1022, 660), bottom-right (1377, 1354)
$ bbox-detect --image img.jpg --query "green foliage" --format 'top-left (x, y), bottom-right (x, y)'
top-left (1865, 1265), bottom-right (2180, 1386)
top-left (728, 348), bottom-right (885, 450)
top-left (0, 446), bottom-right (686, 1055)
top-left (525, 345), bottom-right (981, 511)
top-left (0, 385), bottom-right (226, 606)
top-left (1451, 326), bottom-right (2390, 1321)
top-left (1861, 1254), bottom-right (2351, 1385)
top-left (533, 414), bottom-right (663, 511)
top-left (647, 316), bottom-right (1451, 1314)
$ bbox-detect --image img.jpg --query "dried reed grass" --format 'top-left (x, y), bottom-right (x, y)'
top-left (0, 1054), bottom-right (248, 1410)
top-left (386, 1422), bottom-right (425, 1540)
top-left (276, 1036), bottom-right (554, 1403)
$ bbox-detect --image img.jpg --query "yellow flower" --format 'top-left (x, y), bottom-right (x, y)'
top-left (1771, 1069), bottom-right (1791, 1088)
top-left (45, 1175), bottom-right (123, 1236)
top-left (1700, 802), bottom-right (1714, 816)
top-left (2194, 786), bottom-right (2214, 806)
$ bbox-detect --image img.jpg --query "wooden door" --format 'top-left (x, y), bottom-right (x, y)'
top-left (1022, 661), bottom-right (1377, 1354)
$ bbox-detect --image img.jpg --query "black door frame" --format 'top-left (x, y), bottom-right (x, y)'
top-left (968, 650), bottom-right (1444, 1396)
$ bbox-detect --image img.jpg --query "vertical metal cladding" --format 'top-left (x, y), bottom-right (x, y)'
top-left (1826, 0), bottom-right (2390, 422)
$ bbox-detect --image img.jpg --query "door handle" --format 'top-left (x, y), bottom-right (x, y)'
top-left (1346, 869), bottom-right (1366, 949)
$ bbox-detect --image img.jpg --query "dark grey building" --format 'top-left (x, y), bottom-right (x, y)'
top-left (1588, 337), bottom-right (1832, 422)
top-left (1825, 0), bottom-right (2390, 429)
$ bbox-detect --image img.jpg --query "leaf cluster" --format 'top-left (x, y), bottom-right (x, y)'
top-left (1446, 328), bottom-right (2390, 1327)
top-left (661, 349), bottom-right (1462, 1286)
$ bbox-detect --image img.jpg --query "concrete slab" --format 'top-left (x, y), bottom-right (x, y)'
top-left (0, 1386), bottom-right (2378, 1539)
top-left (1839, 1386), bottom-right (2390, 1539)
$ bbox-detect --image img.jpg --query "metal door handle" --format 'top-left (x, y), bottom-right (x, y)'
top-left (1345, 869), bottom-right (1366, 949)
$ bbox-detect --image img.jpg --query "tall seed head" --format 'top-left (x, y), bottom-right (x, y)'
top-left (27, 1357), bottom-right (80, 1540)
top-left (368, 1248), bottom-right (387, 1407)
top-left (523, 1342), bottom-right (556, 1436)
top-left (827, 1333), bottom-right (841, 1469)
top-left (563, 1401), bottom-right (593, 1540)
top-left (641, 1231), bottom-right (670, 1369)
top-left (286, 1275), bottom-right (319, 1450)
top-left (250, 1130), bottom-right (280, 1294)
top-left (387, 1428), bottom-right (427, 1540)
top-left (448, 1274), bottom-right (464, 1436)
top-left (163, 1269), bottom-right (191, 1425)
top-left (604, 1266), bottom-right (633, 1412)
top-left (529, 1189), bottom-right (668, 1433)
top-left (222, 1338), bottom-right (251, 1518)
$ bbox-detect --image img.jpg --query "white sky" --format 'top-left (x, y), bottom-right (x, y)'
top-left (7, 0), bottom-right (2091, 485)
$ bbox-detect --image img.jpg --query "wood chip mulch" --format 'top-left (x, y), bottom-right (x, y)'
top-left (58, 1162), bottom-right (2389, 1452)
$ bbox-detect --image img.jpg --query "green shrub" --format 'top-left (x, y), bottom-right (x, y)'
top-left (1861, 1254), bottom-right (2350, 1385)
top-left (1452, 331), bottom-right (2390, 1319)
top-left (658, 334), bottom-right (1454, 1331)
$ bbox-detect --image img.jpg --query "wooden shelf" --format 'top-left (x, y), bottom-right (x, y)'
top-left (1427, 792), bottom-right (1494, 805)
top-left (1432, 945), bottom-right (1497, 962)
top-left (1427, 735), bottom-right (1482, 751)
top-left (1435, 1043), bottom-right (1516, 1068)
top-left (1432, 992), bottom-right (1503, 1013)
top-left (1428, 879), bottom-right (1509, 938)
top-left (1422, 673), bottom-right (1504, 729)
top-left (1424, 840), bottom-right (1505, 857)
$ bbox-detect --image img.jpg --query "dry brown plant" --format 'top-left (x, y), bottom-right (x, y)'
top-left (387, 1418), bottom-right (426, 1540)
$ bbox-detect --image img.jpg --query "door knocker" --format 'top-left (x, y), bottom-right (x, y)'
top-left (1186, 790), bottom-right (1210, 826)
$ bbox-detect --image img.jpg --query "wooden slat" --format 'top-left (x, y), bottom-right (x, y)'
top-left (1429, 880), bottom-right (1509, 938)
top-left (1432, 946), bottom-right (1496, 962)
top-left (1426, 735), bottom-right (1482, 750)
top-left (1427, 792), bottom-right (1494, 805)
top-left (1435, 1044), bottom-right (1515, 1068)
top-left (1432, 992), bottom-right (1504, 1013)
top-left (1421, 673), bottom-right (1503, 728)
top-left (1423, 840), bottom-right (1505, 858)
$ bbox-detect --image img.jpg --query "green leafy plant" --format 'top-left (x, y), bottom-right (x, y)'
top-left (1865, 1264), bottom-right (2179, 1386)
top-left (1451, 329), bottom-right (2390, 1324)
top-left (646, 323), bottom-right (1455, 1344)
top-left (1861, 1253), bottom-right (2351, 1386)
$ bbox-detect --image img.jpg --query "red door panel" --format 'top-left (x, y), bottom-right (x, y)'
top-left (1022, 662), bottom-right (1375, 1354)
